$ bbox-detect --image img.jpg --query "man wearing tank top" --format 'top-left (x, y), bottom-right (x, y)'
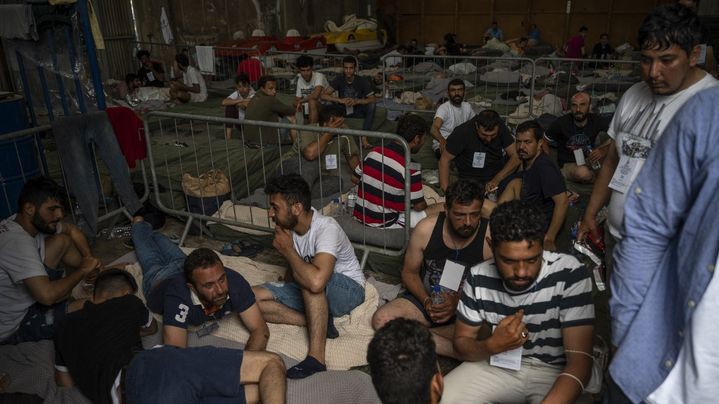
top-left (371, 179), bottom-right (492, 358)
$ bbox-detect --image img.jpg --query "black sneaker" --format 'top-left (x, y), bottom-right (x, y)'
top-left (286, 356), bottom-right (327, 379)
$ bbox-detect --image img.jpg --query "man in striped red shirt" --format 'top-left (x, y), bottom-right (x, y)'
top-left (353, 114), bottom-right (442, 228)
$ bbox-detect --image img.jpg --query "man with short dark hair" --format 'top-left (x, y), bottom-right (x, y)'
top-left (0, 177), bottom-right (101, 344)
top-left (169, 53), bottom-right (207, 103)
top-left (129, 215), bottom-right (269, 350)
top-left (322, 56), bottom-right (377, 137)
top-left (54, 268), bottom-right (157, 404)
top-left (544, 91), bottom-right (610, 184)
top-left (592, 33), bottom-right (615, 59)
top-left (371, 179), bottom-right (491, 358)
top-left (430, 78), bottom-right (475, 157)
top-left (578, 4), bottom-right (718, 272)
top-left (439, 109), bottom-right (520, 194)
top-left (442, 200), bottom-right (594, 403)
top-left (295, 55), bottom-right (329, 124)
top-left (368, 319), bottom-right (443, 404)
top-left (244, 75), bottom-right (297, 146)
top-left (565, 26), bottom-right (588, 58)
top-left (253, 174), bottom-right (365, 379)
top-left (136, 49), bottom-right (165, 87)
top-left (222, 73), bottom-right (255, 139)
top-left (497, 120), bottom-right (567, 251)
top-left (353, 114), bottom-right (442, 228)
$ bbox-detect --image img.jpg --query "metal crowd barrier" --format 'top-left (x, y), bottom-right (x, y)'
top-left (0, 125), bottom-right (149, 229)
top-left (143, 111), bottom-right (412, 267)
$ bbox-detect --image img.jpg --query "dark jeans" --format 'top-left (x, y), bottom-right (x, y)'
top-left (345, 102), bottom-right (376, 131)
top-left (131, 221), bottom-right (186, 296)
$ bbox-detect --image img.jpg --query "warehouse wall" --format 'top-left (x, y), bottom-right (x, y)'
top-left (381, 0), bottom-right (678, 51)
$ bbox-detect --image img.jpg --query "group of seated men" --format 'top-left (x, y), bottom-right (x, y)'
top-left (125, 49), bottom-right (208, 105)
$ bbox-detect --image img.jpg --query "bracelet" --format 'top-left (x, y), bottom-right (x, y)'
top-left (558, 372), bottom-right (585, 392)
top-left (564, 349), bottom-right (593, 360)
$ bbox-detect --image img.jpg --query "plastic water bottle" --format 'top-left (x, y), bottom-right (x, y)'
top-left (328, 198), bottom-right (341, 217)
top-left (431, 284), bottom-right (445, 305)
top-left (587, 146), bottom-right (602, 170)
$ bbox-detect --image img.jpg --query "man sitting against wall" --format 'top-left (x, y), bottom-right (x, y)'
top-left (223, 73), bottom-right (256, 139)
top-left (244, 75), bottom-right (297, 147)
top-left (169, 53), bottom-right (207, 103)
top-left (0, 177), bottom-right (102, 345)
top-left (294, 55), bottom-right (329, 124)
top-left (353, 113), bottom-right (443, 228)
top-left (277, 105), bottom-right (360, 195)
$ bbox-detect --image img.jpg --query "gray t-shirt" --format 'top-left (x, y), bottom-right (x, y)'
top-left (0, 215), bottom-right (55, 340)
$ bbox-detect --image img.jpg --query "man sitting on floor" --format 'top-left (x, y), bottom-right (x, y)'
top-left (130, 215), bottom-right (269, 350)
top-left (371, 179), bottom-right (491, 358)
top-left (278, 105), bottom-right (360, 192)
top-left (430, 78), bottom-right (476, 158)
top-left (322, 56), bottom-right (377, 147)
top-left (544, 91), bottom-right (610, 184)
top-left (439, 109), bottom-right (520, 194)
top-left (169, 53), bottom-right (207, 103)
top-left (55, 268), bottom-right (285, 404)
top-left (253, 174), bottom-right (366, 379)
top-left (441, 200), bottom-right (594, 404)
top-left (244, 75), bottom-right (297, 146)
top-left (368, 318), bottom-right (444, 404)
top-left (223, 73), bottom-right (255, 139)
top-left (136, 49), bottom-right (165, 87)
top-left (0, 177), bottom-right (101, 345)
top-left (495, 120), bottom-right (568, 251)
top-left (294, 55), bottom-right (329, 124)
top-left (353, 113), bottom-right (443, 228)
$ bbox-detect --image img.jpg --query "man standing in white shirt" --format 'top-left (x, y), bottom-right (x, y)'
top-left (578, 3), bottom-right (718, 274)
top-left (252, 174), bottom-right (365, 379)
top-left (294, 55), bottom-right (329, 124)
top-left (430, 79), bottom-right (475, 157)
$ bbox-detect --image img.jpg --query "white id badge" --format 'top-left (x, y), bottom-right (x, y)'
top-left (439, 260), bottom-right (465, 291)
top-left (573, 149), bottom-right (586, 166)
top-left (609, 135), bottom-right (649, 194)
top-left (698, 44), bottom-right (708, 65)
top-left (408, 162), bottom-right (421, 171)
top-left (345, 104), bottom-right (354, 115)
top-left (472, 152), bottom-right (486, 168)
top-left (146, 71), bottom-right (156, 82)
top-left (489, 325), bottom-right (523, 370)
top-left (303, 102), bottom-right (310, 115)
top-left (325, 154), bottom-right (338, 170)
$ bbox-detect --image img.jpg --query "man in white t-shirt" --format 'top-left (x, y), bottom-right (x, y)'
top-left (223, 73), bottom-right (256, 139)
top-left (578, 3), bottom-right (718, 274)
top-left (430, 78), bottom-right (475, 157)
top-left (294, 55), bottom-right (329, 124)
top-left (169, 53), bottom-right (207, 103)
top-left (0, 177), bottom-right (101, 344)
top-left (252, 174), bottom-right (365, 379)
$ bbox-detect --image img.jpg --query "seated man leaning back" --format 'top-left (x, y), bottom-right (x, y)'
top-left (130, 214), bottom-right (269, 350)
top-left (441, 200), bottom-right (595, 404)
top-left (372, 178), bottom-right (492, 359)
top-left (253, 174), bottom-right (366, 379)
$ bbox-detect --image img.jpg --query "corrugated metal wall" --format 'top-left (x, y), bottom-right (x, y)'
top-left (94, 0), bottom-right (137, 81)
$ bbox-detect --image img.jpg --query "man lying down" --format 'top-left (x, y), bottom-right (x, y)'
top-left (54, 267), bottom-right (286, 404)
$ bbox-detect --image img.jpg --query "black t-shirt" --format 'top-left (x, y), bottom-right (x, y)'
top-left (545, 114), bottom-right (609, 167)
top-left (147, 268), bottom-right (255, 329)
top-left (55, 294), bottom-right (151, 404)
top-left (519, 153), bottom-right (566, 228)
top-left (329, 74), bottom-right (374, 100)
top-left (138, 61), bottom-right (165, 87)
top-left (591, 43), bottom-right (614, 59)
top-left (445, 118), bottom-right (514, 184)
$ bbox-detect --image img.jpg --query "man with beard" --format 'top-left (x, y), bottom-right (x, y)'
top-left (430, 79), bottom-right (476, 158)
top-left (0, 177), bottom-right (101, 344)
top-left (495, 120), bottom-right (568, 251)
top-left (353, 113), bottom-right (443, 228)
top-left (439, 109), bottom-right (520, 194)
top-left (442, 201), bottom-right (594, 403)
top-left (253, 174), bottom-right (366, 379)
top-left (544, 91), bottom-right (610, 184)
top-left (371, 179), bottom-right (491, 358)
top-left (130, 215), bottom-right (269, 350)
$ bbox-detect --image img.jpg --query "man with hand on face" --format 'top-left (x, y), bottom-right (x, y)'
top-left (371, 179), bottom-right (492, 359)
top-left (430, 79), bottom-right (476, 158)
top-left (129, 215), bottom-right (269, 350)
top-left (0, 177), bottom-right (101, 344)
top-left (252, 174), bottom-right (366, 379)
top-left (495, 121), bottom-right (568, 251)
top-left (442, 201), bottom-right (594, 404)
top-left (578, 4), bottom-right (718, 274)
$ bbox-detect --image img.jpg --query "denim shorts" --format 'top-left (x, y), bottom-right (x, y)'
top-left (125, 346), bottom-right (245, 404)
top-left (262, 272), bottom-right (365, 317)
